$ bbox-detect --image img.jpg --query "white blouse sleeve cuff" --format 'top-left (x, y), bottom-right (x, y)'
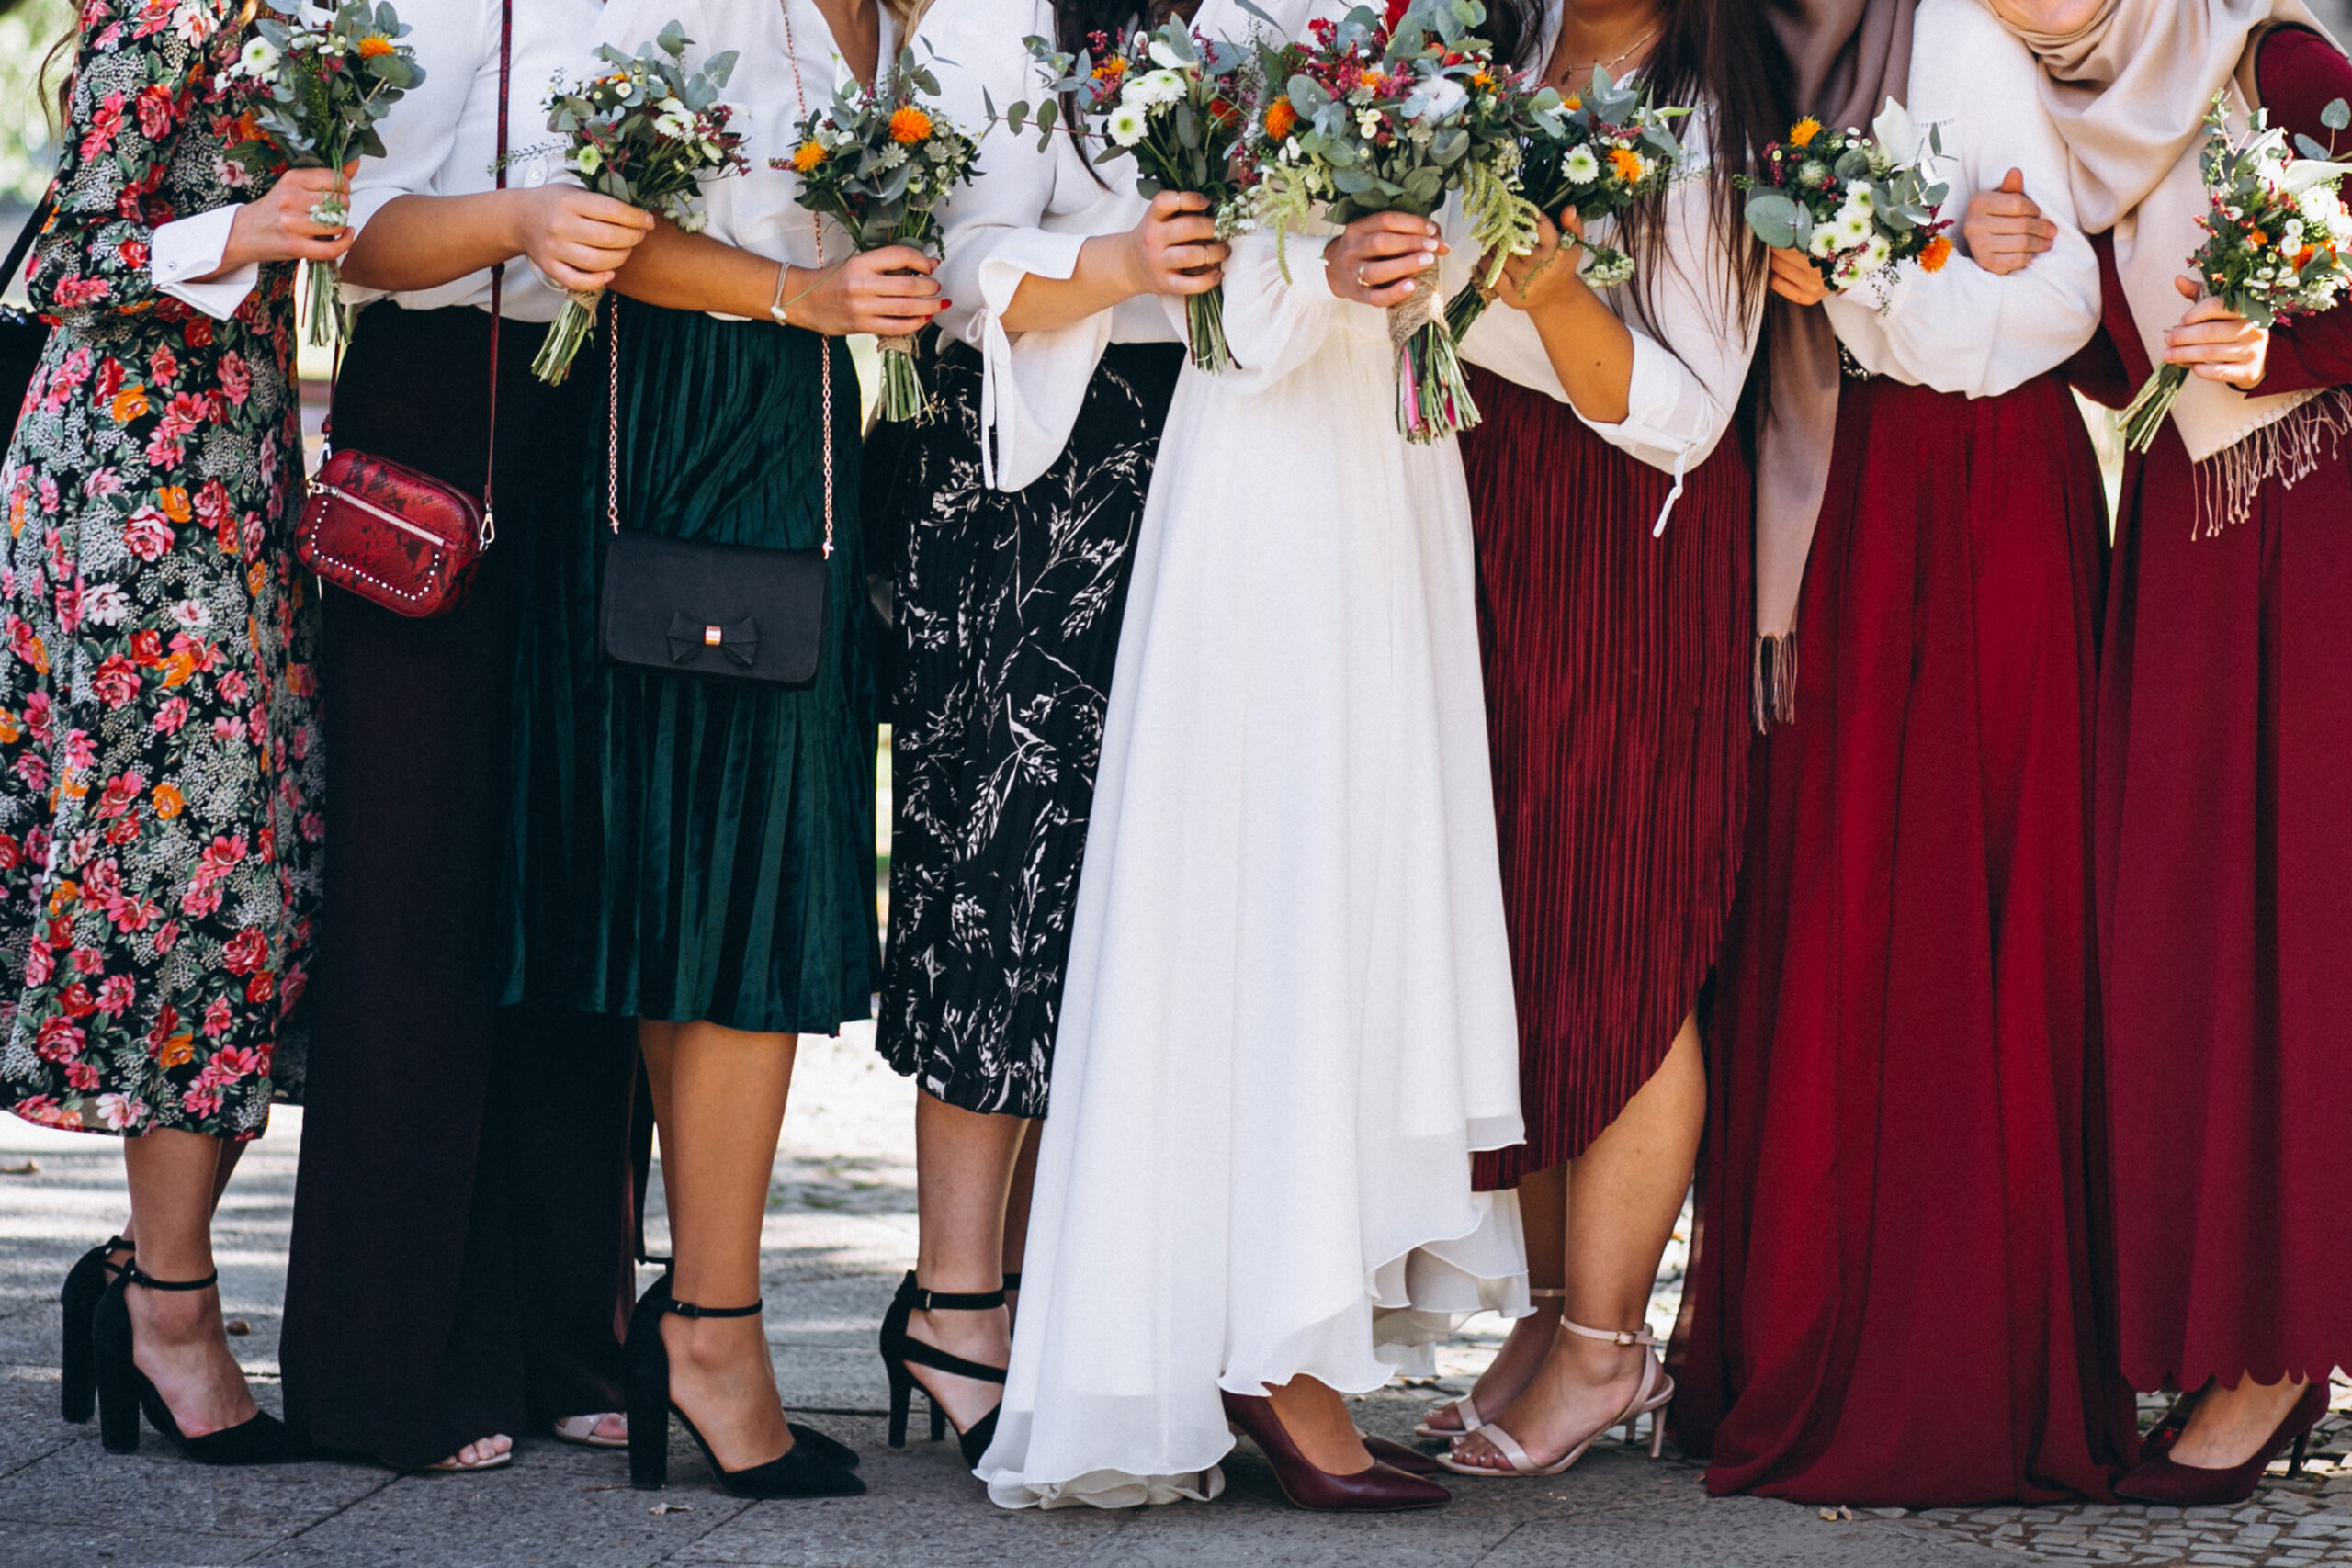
top-left (150, 206), bottom-right (257, 321)
top-left (1291, 233), bottom-right (1340, 305)
top-left (1572, 334), bottom-right (1717, 534)
top-left (975, 230), bottom-right (1112, 493)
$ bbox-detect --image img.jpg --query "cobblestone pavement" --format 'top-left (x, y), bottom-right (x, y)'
top-left (0, 1027), bottom-right (2346, 1567)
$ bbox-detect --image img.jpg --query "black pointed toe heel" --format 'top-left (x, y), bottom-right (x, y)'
top-left (630, 1272), bottom-right (859, 1471)
top-left (92, 1265), bottom-right (308, 1464)
top-left (60, 1235), bottom-right (130, 1422)
top-left (877, 1271), bottom-right (1008, 1468)
top-left (625, 1280), bottom-right (865, 1498)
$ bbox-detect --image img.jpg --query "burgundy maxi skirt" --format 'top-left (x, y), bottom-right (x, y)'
top-left (1460, 369), bottom-right (1752, 1187)
top-left (1674, 371), bottom-right (2135, 1506)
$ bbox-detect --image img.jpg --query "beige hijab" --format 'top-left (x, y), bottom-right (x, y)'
top-left (2005, 0), bottom-right (2346, 526)
top-left (1753, 0), bottom-right (1915, 726)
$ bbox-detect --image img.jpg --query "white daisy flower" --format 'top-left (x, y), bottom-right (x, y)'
top-left (1108, 102), bottom-right (1148, 147)
top-left (1125, 69), bottom-right (1185, 109)
top-left (1563, 146), bottom-right (1600, 185)
top-left (236, 37), bottom-right (280, 80)
top-left (1807, 223), bottom-right (1840, 258)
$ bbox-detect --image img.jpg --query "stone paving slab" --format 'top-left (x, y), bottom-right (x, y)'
top-left (1, 1028), bottom-right (2346, 1568)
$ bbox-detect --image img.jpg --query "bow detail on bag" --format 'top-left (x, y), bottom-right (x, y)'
top-left (666, 612), bottom-right (760, 669)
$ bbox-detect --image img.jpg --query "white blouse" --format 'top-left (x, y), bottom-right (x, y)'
top-left (1819, 0), bottom-right (2099, 394)
top-left (586, 0), bottom-right (897, 284)
top-left (921, 0), bottom-right (1180, 491)
top-left (342, 0), bottom-right (602, 320)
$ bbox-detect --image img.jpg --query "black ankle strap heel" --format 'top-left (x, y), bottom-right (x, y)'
top-left (624, 1276), bottom-right (864, 1498)
top-left (878, 1271), bottom-right (1010, 1468)
top-left (90, 1263), bottom-right (306, 1464)
top-left (59, 1235), bottom-right (132, 1423)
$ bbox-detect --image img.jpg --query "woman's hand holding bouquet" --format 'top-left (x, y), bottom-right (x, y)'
top-left (1001, 20), bottom-right (1254, 369)
top-left (1240, 0), bottom-right (1540, 443)
top-left (1743, 99), bottom-right (1950, 303)
top-left (2121, 94), bottom-right (2352, 451)
top-left (786, 49), bottom-right (981, 422)
top-left (1446, 64), bottom-right (1687, 338)
top-left (226, 0), bottom-right (427, 346)
top-left (532, 22), bottom-right (749, 384)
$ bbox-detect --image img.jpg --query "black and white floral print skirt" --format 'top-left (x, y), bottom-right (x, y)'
top-left (876, 338), bottom-right (1182, 1118)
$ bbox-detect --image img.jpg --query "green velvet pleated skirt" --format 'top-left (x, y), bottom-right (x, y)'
top-left (496, 300), bottom-right (877, 1033)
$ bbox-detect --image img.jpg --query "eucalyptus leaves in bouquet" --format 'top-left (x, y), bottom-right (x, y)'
top-left (2119, 94), bottom-right (2352, 452)
top-left (999, 19), bottom-right (1257, 370)
top-left (226, 0), bottom-right (426, 346)
top-left (785, 47), bottom-right (981, 422)
top-left (532, 23), bottom-right (749, 384)
top-left (1447, 65), bottom-right (1688, 339)
top-left (1239, 0), bottom-right (1539, 442)
top-left (1740, 100), bottom-right (1950, 298)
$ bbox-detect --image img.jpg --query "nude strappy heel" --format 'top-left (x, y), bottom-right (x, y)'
top-left (1436, 1315), bottom-right (1675, 1479)
top-left (1412, 1287), bottom-right (1564, 1440)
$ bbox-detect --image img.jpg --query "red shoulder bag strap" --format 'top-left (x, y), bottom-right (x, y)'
top-left (481, 0), bottom-right (511, 542)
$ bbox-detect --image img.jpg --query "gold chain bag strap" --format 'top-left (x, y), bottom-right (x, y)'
top-left (594, 0), bottom-right (835, 686)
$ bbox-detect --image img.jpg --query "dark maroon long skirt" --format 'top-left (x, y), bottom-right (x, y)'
top-left (2086, 35), bottom-right (2352, 1388)
top-left (1673, 371), bottom-right (2134, 1506)
top-left (278, 304), bottom-right (640, 1468)
top-left (1460, 369), bottom-right (1752, 1187)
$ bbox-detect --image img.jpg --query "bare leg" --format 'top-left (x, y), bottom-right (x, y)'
top-left (1423, 1164), bottom-right (1564, 1435)
top-left (1453, 1014), bottom-right (1704, 1472)
top-left (1265, 1374), bottom-right (1373, 1475)
top-left (1001, 1117), bottom-right (1042, 1326)
top-left (903, 1091), bottom-right (1024, 1431)
top-left (641, 1018), bottom-right (799, 1472)
top-left (114, 1133), bottom-right (244, 1256)
top-left (119, 1129), bottom-right (262, 1438)
top-left (2169, 1374), bottom-right (2311, 1469)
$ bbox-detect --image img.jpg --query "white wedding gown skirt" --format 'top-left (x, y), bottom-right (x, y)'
top-left (976, 230), bottom-right (1529, 1511)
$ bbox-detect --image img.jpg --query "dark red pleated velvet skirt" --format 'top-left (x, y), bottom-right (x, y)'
top-left (1460, 369), bottom-right (1752, 1187)
top-left (2097, 408), bottom-right (2352, 1393)
top-left (1673, 372), bottom-right (2135, 1506)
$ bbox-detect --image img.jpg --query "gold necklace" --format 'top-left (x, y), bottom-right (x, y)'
top-left (1555, 19), bottom-right (1659, 86)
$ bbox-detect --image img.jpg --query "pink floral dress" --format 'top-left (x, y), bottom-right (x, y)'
top-left (0, 0), bottom-right (322, 1141)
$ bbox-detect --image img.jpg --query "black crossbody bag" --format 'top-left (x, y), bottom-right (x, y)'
top-left (2, 192), bottom-right (57, 436)
top-left (594, 297), bottom-right (833, 687)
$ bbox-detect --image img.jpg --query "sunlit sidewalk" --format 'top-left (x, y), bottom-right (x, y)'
top-left (0, 1028), bottom-right (2346, 1568)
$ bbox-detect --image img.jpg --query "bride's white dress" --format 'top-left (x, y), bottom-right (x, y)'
top-left (971, 174), bottom-right (1529, 1507)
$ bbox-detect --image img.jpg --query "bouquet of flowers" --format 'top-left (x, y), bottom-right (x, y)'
top-left (533, 23), bottom-right (749, 385)
top-left (1003, 20), bottom-right (1256, 371)
top-left (1445, 64), bottom-right (1688, 339)
top-left (1242, 0), bottom-right (1539, 442)
top-left (2120, 93), bottom-right (2352, 452)
top-left (1740, 100), bottom-right (1950, 297)
top-left (225, 0), bottom-right (426, 347)
top-left (785, 48), bottom-right (981, 422)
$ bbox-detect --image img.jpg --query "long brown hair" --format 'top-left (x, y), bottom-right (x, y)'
top-left (1485, 0), bottom-right (1789, 355)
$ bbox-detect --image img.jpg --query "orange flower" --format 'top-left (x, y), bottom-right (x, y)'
top-left (1919, 233), bottom-right (1953, 273)
top-left (152, 783), bottom-right (185, 819)
top-left (790, 140), bottom-right (827, 173)
top-left (1264, 99), bottom-right (1298, 141)
top-left (47, 879), bottom-right (77, 915)
top-left (161, 649), bottom-right (198, 688)
top-left (888, 106), bottom-right (933, 145)
top-left (2297, 243), bottom-right (2318, 267)
top-left (155, 1032), bottom-right (195, 1068)
top-left (2249, 228), bottom-right (2267, 247)
top-left (356, 34), bottom-right (395, 57)
top-left (1093, 54), bottom-right (1127, 79)
top-left (1563, 95), bottom-right (1581, 111)
top-left (1470, 71), bottom-right (1493, 89)
top-left (1790, 117), bottom-right (1823, 147)
top-left (0, 711), bottom-right (19, 744)
top-left (110, 384), bottom-right (148, 424)
top-left (1608, 146), bottom-right (1645, 183)
top-left (157, 485), bottom-right (191, 523)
